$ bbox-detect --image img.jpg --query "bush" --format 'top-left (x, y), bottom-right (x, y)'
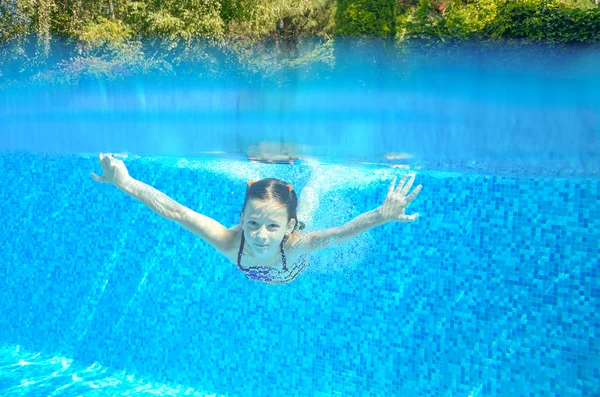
top-left (402, 0), bottom-right (600, 43)
top-left (488, 0), bottom-right (600, 43)
top-left (444, 0), bottom-right (501, 40)
top-left (335, 0), bottom-right (396, 37)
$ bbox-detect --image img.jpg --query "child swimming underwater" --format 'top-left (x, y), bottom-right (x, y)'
top-left (91, 153), bottom-right (422, 284)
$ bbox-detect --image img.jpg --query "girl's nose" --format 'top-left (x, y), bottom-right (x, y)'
top-left (255, 225), bottom-right (268, 239)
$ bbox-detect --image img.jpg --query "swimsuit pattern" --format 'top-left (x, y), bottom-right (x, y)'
top-left (236, 232), bottom-right (309, 284)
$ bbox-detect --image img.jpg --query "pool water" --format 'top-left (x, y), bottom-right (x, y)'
top-left (2, 43), bottom-right (599, 177)
top-left (0, 43), bottom-right (599, 396)
top-left (0, 154), bottom-right (598, 396)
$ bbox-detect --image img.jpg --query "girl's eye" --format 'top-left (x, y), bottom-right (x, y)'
top-left (269, 224), bottom-right (279, 229)
top-left (248, 221), bottom-right (258, 226)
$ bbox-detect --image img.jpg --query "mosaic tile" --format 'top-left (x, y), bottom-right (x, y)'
top-left (0, 154), bottom-right (597, 396)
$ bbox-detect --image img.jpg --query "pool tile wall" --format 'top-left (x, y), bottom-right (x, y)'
top-left (0, 154), bottom-right (598, 397)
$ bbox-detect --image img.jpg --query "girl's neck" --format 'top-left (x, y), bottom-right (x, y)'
top-left (243, 244), bottom-right (282, 266)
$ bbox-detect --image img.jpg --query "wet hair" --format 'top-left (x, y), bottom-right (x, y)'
top-left (241, 178), bottom-right (306, 231)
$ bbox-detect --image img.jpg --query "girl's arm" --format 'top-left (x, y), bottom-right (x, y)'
top-left (295, 175), bottom-right (422, 254)
top-left (91, 153), bottom-right (237, 255)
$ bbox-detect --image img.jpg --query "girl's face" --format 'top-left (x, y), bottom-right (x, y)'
top-left (241, 199), bottom-right (296, 258)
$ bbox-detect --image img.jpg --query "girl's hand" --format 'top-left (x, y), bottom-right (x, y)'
top-left (90, 153), bottom-right (131, 187)
top-left (378, 175), bottom-right (422, 222)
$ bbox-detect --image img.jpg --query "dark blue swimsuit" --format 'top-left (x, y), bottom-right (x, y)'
top-left (236, 232), bottom-right (309, 284)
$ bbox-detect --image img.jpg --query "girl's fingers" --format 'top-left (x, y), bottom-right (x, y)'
top-left (90, 173), bottom-right (108, 183)
top-left (387, 177), bottom-right (397, 197)
top-left (401, 175), bottom-right (415, 196)
top-left (398, 213), bottom-right (418, 222)
top-left (406, 184), bottom-right (422, 202)
top-left (395, 175), bottom-right (407, 194)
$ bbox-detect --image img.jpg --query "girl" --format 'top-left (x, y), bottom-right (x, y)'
top-left (91, 153), bottom-right (422, 284)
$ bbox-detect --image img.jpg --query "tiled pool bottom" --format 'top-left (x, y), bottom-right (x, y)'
top-left (0, 154), bottom-right (598, 397)
top-left (0, 345), bottom-right (220, 397)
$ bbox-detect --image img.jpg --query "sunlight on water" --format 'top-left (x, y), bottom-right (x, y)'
top-left (0, 345), bottom-right (226, 397)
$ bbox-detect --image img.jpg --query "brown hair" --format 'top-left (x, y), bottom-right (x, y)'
top-left (242, 178), bottom-right (305, 231)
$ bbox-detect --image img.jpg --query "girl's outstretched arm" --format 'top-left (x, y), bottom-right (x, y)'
top-left (91, 153), bottom-right (237, 255)
top-left (296, 175), bottom-right (422, 254)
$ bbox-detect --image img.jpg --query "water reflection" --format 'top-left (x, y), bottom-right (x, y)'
top-left (0, 345), bottom-right (225, 397)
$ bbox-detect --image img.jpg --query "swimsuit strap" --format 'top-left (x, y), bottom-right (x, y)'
top-left (237, 232), bottom-right (246, 267)
top-left (237, 232), bottom-right (288, 272)
top-left (280, 239), bottom-right (288, 272)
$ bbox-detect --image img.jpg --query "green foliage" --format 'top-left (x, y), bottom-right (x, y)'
top-left (224, 0), bottom-right (315, 41)
top-left (335, 0), bottom-right (396, 37)
top-left (78, 17), bottom-right (132, 52)
top-left (400, 0), bottom-right (600, 43)
top-left (404, 0), bottom-right (445, 40)
top-left (285, 0), bottom-right (337, 38)
top-left (40, 17), bottom-right (170, 84)
top-left (487, 0), bottom-right (600, 43)
top-left (2, 0), bottom-right (600, 87)
top-left (138, 0), bottom-right (224, 40)
top-left (444, 0), bottom-right (500, 40)
top-left (557, 0), bottom-right (597, 9)
top-left (0, 0), bottom-right (34, 43)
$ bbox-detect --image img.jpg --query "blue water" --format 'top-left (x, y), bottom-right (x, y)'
top-left (2, 42), bottom-right (600, 176)
top-left (0, 43), bottom-right (599, 396)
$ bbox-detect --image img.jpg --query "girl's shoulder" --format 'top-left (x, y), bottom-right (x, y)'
top-left (221, 225), bottom-right (244, 263)
top-left (281, 231), bottom-right (309, 265)
top-left (284, 230), bottom-right (305, 251)
top-left (229, 224), bottom-right (242, 233)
